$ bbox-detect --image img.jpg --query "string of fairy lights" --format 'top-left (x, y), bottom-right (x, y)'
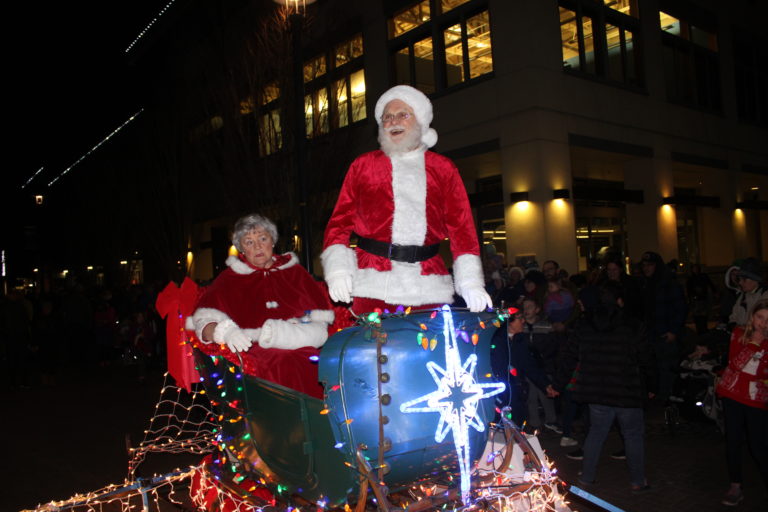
top-left (124, 0), bottom-right (177, 53)
top-left (20, 0), bottom-right (175, 192)
top-left (26, 308), bottom-right (571, 512)
top-left (47, 109), bottom-right (144, 187)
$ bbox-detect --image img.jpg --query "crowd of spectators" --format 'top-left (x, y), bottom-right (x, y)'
top-left (482, 251), bottom-right (767, 502)
top-left (0, 278), bottom-right (164, 389)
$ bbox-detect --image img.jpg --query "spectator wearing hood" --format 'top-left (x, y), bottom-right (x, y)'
top-left (729, 258), bottom-right (768, 329)
top-left (639, 251), bottom-right (687, 402)
top-left (554, 281), bottom-right (656, 492)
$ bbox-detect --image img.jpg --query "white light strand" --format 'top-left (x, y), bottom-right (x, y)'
top-left (21, 166), bottom-right (44, 189)
top-left (400, 305), bottom-right (505, 504)
top-left (47, 109), bottom-right (144, 187)
top-left (125, 0), bottom-right (177, 53)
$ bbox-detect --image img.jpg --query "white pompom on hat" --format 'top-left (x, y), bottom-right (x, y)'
top-left (374, 85), bottom-right (438, 148)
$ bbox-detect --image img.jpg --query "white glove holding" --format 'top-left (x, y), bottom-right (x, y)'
top-left (213, 319), bottom-right (253, 353)
top-left (462, 286), bottom-right (492, 313)
top-left (326, 273), bottom-right (353, 304)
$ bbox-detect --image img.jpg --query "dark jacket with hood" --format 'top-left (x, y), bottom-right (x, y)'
top-left (640, 251), bottom-right (687, 339)
top-left (554, 295), bottom-right (656, 408)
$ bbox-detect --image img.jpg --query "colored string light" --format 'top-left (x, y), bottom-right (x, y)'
top-left (399, 305), bottom-right (505, 504)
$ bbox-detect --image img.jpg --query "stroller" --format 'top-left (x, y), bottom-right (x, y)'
top-left (670, 329), bottom-right (728, 433)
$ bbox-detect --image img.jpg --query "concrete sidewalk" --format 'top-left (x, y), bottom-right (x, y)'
top-left (535, 402), bottom-right (767, 512)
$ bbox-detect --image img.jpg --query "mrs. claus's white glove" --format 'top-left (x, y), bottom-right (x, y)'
top-left (213, 319), bottom-right (253, 353)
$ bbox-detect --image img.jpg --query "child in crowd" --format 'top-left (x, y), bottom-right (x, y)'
top-left (544, 276), bottom-right (575, 328)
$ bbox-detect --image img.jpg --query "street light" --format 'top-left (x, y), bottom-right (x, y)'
top-left (274, 0), bottom-right (317, 274)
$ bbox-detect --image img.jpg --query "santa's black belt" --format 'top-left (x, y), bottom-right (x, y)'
top-left (355, 234), bottom-right (440, 264)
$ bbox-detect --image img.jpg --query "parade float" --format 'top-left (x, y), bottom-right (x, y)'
top-left (27, 280), bottom-right (573, 512)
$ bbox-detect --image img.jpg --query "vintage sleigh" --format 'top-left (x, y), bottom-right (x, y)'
top-left (189, 306), bottom-right (546, 511)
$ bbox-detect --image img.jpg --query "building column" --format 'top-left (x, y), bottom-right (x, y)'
top-left (501, 137), bottom-right (577, 272)
top-left (624, 157), bottom-right (677, 262)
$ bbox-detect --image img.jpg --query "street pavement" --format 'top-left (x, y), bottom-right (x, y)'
top-left (535, 402), bottom-right (767, 512)
top-left (4, 364), bottom-right (766, 512)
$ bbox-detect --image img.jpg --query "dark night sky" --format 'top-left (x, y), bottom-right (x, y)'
top-left (8, 1), bottom-right (168, 192)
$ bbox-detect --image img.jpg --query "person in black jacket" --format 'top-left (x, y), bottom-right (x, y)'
top-left (554, 281), bottom-right (656, 492)
top-left (639, 251), bottom-right (686, 402)
top-left (491, 308), bottom-right (558, 428)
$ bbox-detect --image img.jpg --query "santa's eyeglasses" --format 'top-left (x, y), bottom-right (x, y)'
top-left (381, 111), bottom-right (412, 124)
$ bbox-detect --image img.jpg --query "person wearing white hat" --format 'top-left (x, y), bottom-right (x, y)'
top-left (321, 85), bottom-right (491, 314)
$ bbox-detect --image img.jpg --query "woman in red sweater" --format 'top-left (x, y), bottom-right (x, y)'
top-left (716, 299), bottom-right (768, 506)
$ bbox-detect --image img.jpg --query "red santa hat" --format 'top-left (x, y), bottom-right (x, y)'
top-left (374, 85), bottom-right (438, 148)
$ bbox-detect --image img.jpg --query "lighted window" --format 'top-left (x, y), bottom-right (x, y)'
top-left (304, 34), bottom-right (366, 137)
top-left (560, 8), bottom-right (595, 74)
top-left (659, 6), bottom-right (720, 110)
top-left (350, 69), bottom-right (367, 122)
top-left (262, 83), bottom-right (280, 105)
top-left (467, 11), bottom-right (492, 78)
top-left (659, 11), bottom-right (680, 36)
top-left (603, 0), bottom-right (638, 17)
top-left (333, 78), bottom-right (349, 128)
top-left (559, 1), bottom-right (641, 86)
top-left (442, 0), bottom-right (471, 12)
top-left (305, 89), bottom-right (329, 137)
top-left (444, 24), bottom-right (464, 86)
top-left (560, 7), bottom-right (579, 69)
top-left (390, 2), bottom-right (492, 93)
top-left (259, 110), bottom-right (281, 156)
top-left (334, 34), bottom-right (363, 67)
top-left (303, 55), bottom-right (326, 83)
top-left (389, 0), bottom-right (431, 39)
top-left (239, 97), bottom-right (254, 115)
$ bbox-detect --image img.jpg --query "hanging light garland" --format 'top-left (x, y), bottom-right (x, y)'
top-left (125, 0), bottom-right (177, 53)
top-left (47, 109), bottom-right (143, 187)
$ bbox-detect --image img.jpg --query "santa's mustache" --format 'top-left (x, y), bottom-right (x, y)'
top-left (385, 125), bottom-right (406, 133)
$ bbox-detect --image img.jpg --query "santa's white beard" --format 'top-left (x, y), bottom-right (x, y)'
top-left (379, 125), bottom-right (424, 156)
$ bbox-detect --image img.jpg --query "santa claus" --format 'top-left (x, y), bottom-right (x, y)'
top-left (321, 85), bottom-right (491, 313)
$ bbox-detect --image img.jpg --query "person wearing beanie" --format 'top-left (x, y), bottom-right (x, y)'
top-left (321, 85), bottom-right (491, 314)
top-left (729, 257), bottom-right (768, 328)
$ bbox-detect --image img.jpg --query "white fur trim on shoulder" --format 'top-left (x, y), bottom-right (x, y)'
top-left (226, 255), bottom-right (254, 275)
top-left (452, 253), bottom-right (484, 296)
top-left (321, 244), bottom-right (357, 279)
top-left (226, 253), bottom-right (299, 274)
top-left (275, 252), bottom-right (300, 270)
top-left (353, 263), bottom-right (454, 306)
top-left (187, 307), bottom-right (232, 342)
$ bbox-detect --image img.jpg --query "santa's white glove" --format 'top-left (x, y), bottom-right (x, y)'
top-left (326, 273), bottom-right (353, 304)
top-left (213, 319), bottom-right (253, 353)
top-left (462, 287), bottom-right (492, 313)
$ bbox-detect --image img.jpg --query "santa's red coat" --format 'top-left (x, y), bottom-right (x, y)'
top-left (322, 149), bottom-right (481, 306)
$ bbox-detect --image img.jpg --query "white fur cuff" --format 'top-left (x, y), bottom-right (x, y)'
top-left (453, 253), bottom-right (484, 296)
top-left (321, 244), bottom-right (357, 279)
top-left (187, 307), bottom-right (232, 343)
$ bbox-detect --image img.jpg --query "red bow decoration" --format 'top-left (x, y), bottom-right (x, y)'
top-left (156, 278), bottom-right (203, 392)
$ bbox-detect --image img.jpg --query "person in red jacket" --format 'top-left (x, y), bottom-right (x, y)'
top-left (321, 85), bottom-right (490, 315)
top-left (716, 298), bottom-right (768, 506)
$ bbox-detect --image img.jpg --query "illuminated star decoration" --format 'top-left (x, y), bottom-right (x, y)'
top-left (400, 305), bottom-right (505, 504)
